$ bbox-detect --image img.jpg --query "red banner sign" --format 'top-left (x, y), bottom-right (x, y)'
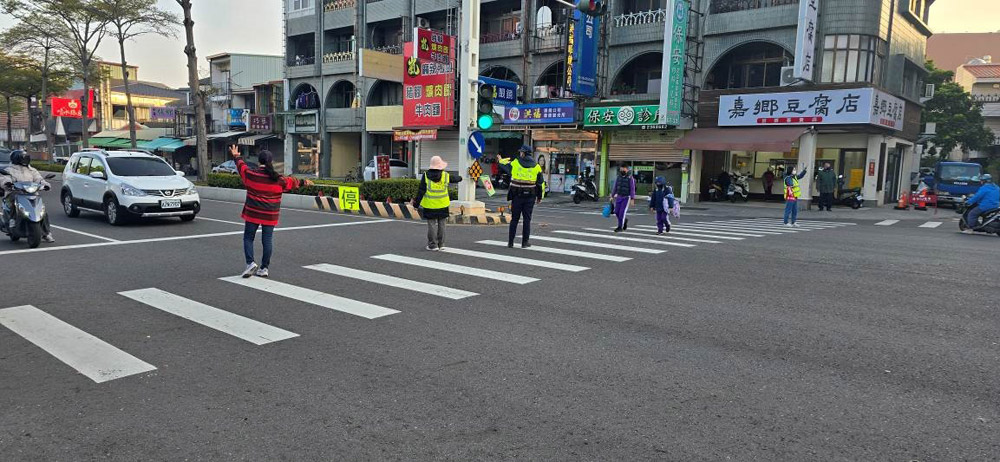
top-left (393, 129), bottom-right (438, 141)
top-left (376, 155), bottom-right (391, 179)
top-left (51, 91), bottom-right (95, 119)
top-left (402, 30), bottom-right (456, 128)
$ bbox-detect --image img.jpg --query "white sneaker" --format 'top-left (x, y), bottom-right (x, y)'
top-left (42, 234), bottom-right (55, 243)
top-left (426, 245), bottom-right (437, 251)
top-left (241, 262), bottom-right (258, 278)
top-left (793, 223), bottom-right (801, 228)
top-left (254, 267), bottom-right (269, 278)
top-left (784, 223), bottom-right (792, 227)
top-left (436, 245), bottom-right (445, 251)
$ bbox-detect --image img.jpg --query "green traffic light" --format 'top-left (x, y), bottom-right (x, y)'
top-left (477, 114), bottom-right (494, 130)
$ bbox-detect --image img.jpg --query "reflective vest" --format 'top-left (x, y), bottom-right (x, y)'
top-left (511, 158), bottom-right (542, 189)
top-left (420, 172), bottom-right (450, 209)
top-left (784, 177), bottom-right (801, 200)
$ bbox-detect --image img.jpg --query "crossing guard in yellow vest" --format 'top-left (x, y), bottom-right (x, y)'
top-left (498, 145), bottom-right (545, 248)
top-left (783, 165), bottom-right (808, 227)
top-left (414, 156), bottom-right (462, 250)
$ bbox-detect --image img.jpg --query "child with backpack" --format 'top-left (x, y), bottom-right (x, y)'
top-left (649, 176), bottom-right (676, 235)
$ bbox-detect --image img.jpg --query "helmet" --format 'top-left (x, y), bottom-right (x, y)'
top-left (654, 176), bottom-right (666, 186)
top-left (10, 150), bottom-right (29, 166)
top-left (517, 145), bottom-right (532, 155)
top-left (983, 174), bottom-right (993, 183)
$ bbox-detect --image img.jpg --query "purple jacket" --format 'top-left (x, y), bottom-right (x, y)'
top-left (613, 175), bottom-right (636, 199)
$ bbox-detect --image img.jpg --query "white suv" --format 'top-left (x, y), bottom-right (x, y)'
top-left (61, 150), bottom-right (200, 225)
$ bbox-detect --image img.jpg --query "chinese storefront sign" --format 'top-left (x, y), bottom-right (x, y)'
top-left (403, 30), bottom-right (456, 127)
top-left (249, 115), bottom-right (272, 132)
top-left (566, 10), bottom-right (599, 97)
top-left (658, 0), bottom-right (689, 126)
top-left (150, 107), bottom-right (176, 120)
top-left (393, 129), bottom-right (438, 141)
top-left (339, 186), bottom-right (360, 211)
top-left (228, 108), bottom-right (249, 127)
top-left (583, 105), bottom-right (664, 127)
top-left (50, 94), bottom-right (95, 119)
top-left (376, 155), bottom-right (390, 179)
top-left (479, 77), bottom-right (518, 105)
top-left (286, 111), bottom-right (318, 134)
top-left (718, 88), bottom-right (905, 130)
top-left (793, 0), bottom-right (820, 81)
top-left (503, 102), bottom-right (575, 125)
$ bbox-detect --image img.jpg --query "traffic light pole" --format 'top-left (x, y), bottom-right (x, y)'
top-left (456, 0), bottom-right (485, 212)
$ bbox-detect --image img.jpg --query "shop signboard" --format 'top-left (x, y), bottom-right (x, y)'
top-left (403, 32), bottom-right (456, 128)
top-left (376, 155), bottom-right (390, 179)
top-left (286, 111), bottom-right (318, 134)
top-left (583, 105), bottom-right (665, 127)
top-left (658, 0), bottom-right (689, 126)
top-left (150, 107), bottom-right (176, 120)
top-left (228, 108), bottom-right (249, 127)
top-left (393, 129), bottom-right (437, 141)
top-left (793, 0), bottom-right (820, 81)
top-left (51, 94), bottom-right (95, 119)
top-left (718, 88), bottom-right (905, 130)
top-left (503, 102), bottom-right (575, 125)
top-left (479, 77), bottom-right (518, 105)
top-left (566, 10), bottom-right (599, 97)
top-left (249, 115), bottom-right (272, 132)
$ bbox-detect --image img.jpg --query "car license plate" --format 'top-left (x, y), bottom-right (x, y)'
top-left (160, 199), bottom-right (181, 209)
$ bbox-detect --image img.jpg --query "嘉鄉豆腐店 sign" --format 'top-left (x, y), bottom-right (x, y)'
top-left (718, 88), bottom-right (905, 131)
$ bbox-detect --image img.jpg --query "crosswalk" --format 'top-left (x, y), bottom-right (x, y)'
top-left (1, 217), bottom-right (854, 385)
top-left (876, 219), bottom-right (952, 229)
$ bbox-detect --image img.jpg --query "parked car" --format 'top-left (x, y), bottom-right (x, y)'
top-left (61, 149), bottom-right (200, 225)
top-left (363, 159), bottom-right (411, 181)
top-left (0, 148), bottom-right (11, 170)
top-left (212, 159), bottom-right (257, 174)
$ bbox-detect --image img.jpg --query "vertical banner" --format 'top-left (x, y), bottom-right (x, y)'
top-left (402, 29), bottom-right (456, 127)
top-left (793, 0), bottom-right (820, 81)
top-left (658, 0), bottom-right (689, 126)
top-left (566, 10), bottom-right (599, 96)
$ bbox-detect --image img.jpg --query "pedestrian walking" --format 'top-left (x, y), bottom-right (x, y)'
top-left (783, 165), bottom-right (808, 227)
top-left (612, 165), bottom-right (636, 232)
top-left (231, 145), bottom-right (313, 278)
top-left (413, 156), bottom-right (462, 251)
top-left (649, 176), bottom-right (675, 234)
top-left (816, 162), bottom-right (837, 211)
top-left (762, 168), bottom-right (775, 201)
top-left (500, 145), bottom-right (544, 248)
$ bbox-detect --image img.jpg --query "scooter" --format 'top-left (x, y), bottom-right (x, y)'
top-left (957, 198), bottom-right (1000, 236)
top-left (728, 173), bottom-right (750, 202)
top-left (571, 174), bottom-right (599, 204)
top-left (707, 179), bottom-right (724, 201)
top-left (835, 175), bottom-right (864, 209)
top-left (0, 170), bottom-right (56, 249)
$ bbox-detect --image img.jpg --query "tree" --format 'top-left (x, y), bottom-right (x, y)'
top-left (99, 0), bottom-right (179, 148)
top-left (177, 0), bottom-right (208, 182)
top-left (0, 53), bottom-right (32, 146)
top-left (3, 0), bottom-right (110, 149)
top-left (922, 60), bottom-right (996, 164)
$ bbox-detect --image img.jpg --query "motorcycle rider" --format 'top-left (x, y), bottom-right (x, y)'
top-left (963, 173), bottom-right (999, 234)
top-left (1, 150), bottom-right (55, 243)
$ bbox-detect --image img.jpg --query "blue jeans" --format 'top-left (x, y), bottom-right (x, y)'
top-left (967, 206), bottom-right (984, 229)
top-left (244, 222), bottom-right (274, 267)
top-left (783, 200), bottom-right (798, 224)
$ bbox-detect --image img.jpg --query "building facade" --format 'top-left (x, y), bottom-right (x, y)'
top-left (954, 59), bottom-right (1000, 159)
top-left (206, 53), bottom-right (285, 166)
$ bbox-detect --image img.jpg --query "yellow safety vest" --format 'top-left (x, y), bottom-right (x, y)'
top-left (784, 177), bottom-right (801, 200)
top-left (420, 172), bottom-right (450, 209)
top-left (511, 158), bottom-right (542, 189)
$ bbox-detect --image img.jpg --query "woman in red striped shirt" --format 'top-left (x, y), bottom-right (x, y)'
top-left (230, 145), bottom-right (313, 278)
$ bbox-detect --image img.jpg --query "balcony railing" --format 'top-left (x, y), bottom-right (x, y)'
top-left (481, 31), bottom-right (521, 44)
top-left (324, 0), bottom-right (355, 11)
top-left (288, 55), bottom-right (316, 66)
top-left (973, 94), bottom-right (1000, 103)
top-left (709, 0), bottom-right (798, 14)
top-left (372, 44), bottom-right (403, 55)
top-left (613, 9), bottom-right (666, 27)
top-left (323, 51), bottom-right (355, 63)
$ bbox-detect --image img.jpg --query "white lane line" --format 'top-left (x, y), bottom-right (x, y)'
top-left (553, 230), bottom-right (697, 248)
top-left (525, 236), bottom-right (665, 254)
top-left (371, 254), bottom-right (538, 284)
top-left (305, 263), bottom-right (478, 300)
top-left (0, 219), bottom-right (393, 257)
top-left (678, 223), bottom-right (792, 234)
top-left (200, 198), bottom-right (398, 221)
top-left (746, 218), bottom-right (857, 226)
top-left (919, 221), bottom-right (943, 228)
top-left (874, 220), bottom-right (900, 226)
top-left (730, 219), bottom-right (844, 229)
top-left (710, 220), bottom-right (831, 230)
top-left (48, 225), bottom-right (120, 242)
top-left (691, 222), bottom-right (799, 233)
top-left (581, 228), bottom-right (723, 244)
top-left (635, 224), bottom-right (763, 238)
top-left (668, 225), bottom-right (777, 236)
top-left (628, 226), bottom-right (745, 240)
top-left (119, 288), bottom-right (298, 345)
top-left (477, 240), bottom-right (633, 262)
top-left (194, 216), bottom-right (245, 226)
top-left (0, 305), bottom-right (156, 383)
top-left (220, 276), bottom-right (399, 319)
top-left (439, 247), bottom-right (590, 272)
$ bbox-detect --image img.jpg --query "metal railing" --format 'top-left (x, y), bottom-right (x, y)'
top-left (481, 31), bottom-right (521, 44)
top-left (613, 9), bottom-right (666, 27)
top-left (973, 94), bottom-right (1000, 103)
top-left (371, 44), bottom-right (403, 55)
top-left (709, 0), bottom-right (798, 14)
top-left (288, 55), bottom-right (315, 66)
top-left (324, 0), bottom-right (355, 11)
top-left (323, 51), bottom-right (355, 63)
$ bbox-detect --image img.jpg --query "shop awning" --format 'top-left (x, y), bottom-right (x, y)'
top-left (158, 139), bottom-right (189, 153)
top-left (106, 138), bottom-right (135, 148)
top-left (676, 127), bottom-right (807, 152)
top-left (88, 137), bottom-right (118, 147)
top-left (207, 131), bottom-right (245, 140)
top-left (139, 137), bottom-right (184, 151)
top-left (237, 134), bottom-right (276, 146)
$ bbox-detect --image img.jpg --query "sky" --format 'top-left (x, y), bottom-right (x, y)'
top-left (0, 0), bottom-right (996, 88)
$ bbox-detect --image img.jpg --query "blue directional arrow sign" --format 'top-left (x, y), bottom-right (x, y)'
top-left (467, 131), bottom-right (485, 159)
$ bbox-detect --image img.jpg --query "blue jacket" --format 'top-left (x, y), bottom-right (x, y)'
top-left (967, 183), bottom-right (1000, 210)
top-left (649, 186), bottom-right (674, 212)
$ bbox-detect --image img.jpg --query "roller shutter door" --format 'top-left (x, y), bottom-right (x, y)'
top-left (417, 132), bottom-right (460, 170)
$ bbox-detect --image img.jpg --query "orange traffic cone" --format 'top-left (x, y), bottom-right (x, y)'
top-left (894, 192), bottom-right (909, 210)
top-left (914, 190), bottom-right (928, 211)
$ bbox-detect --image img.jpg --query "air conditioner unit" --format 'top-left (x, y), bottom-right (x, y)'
top-left (516, 85), bottom-right (524, 99)
top-left (415, 17), bottom-right (431, 29)
top-left (532, 85), bottom-right (548, 99)
top-left (780, 66), bottom-right (798, 86)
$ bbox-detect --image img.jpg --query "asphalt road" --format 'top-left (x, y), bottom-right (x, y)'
top-left (1, 183), bottom-right (998, 461)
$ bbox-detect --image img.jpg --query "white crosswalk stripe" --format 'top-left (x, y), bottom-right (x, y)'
top-left (553, 230), bottom-right (697, 247)
top-left (710, 221), bottom-right (831, 231)
top-left (438, 248), bottom-right (590, 272)
top-left (875, 220), bottom-right (900, 226)
top-left (220, 276), bottom-right (400, 319)
top-left (639, 225), bottom-right (766, 238)
top-left (581, 228), bottom-right (724, 244)
top-left (627, 226), bottom-right (745, 240)
top-left (671, 223), bottom-right (786, 235)
top-left (119, 288), bottom-right (299, 345)
top-left (726, 219), bottom-right (844, 228)
top-left (304, 263), bottom-right (478, 299)
top-left (372, 254), bottom-right (539, 284)
top-left (477, 240), bottom-right (633, 262)
top-left (0, 305), bottom-right (156, 383)
top-left (919, 221), bottom-right (943, 228)
top-left (690, 222), bottom-right (800, 233)
top-left (525, 235), bottom-right (666, 254)
top-left (745, 218), bottom-right (856, 226)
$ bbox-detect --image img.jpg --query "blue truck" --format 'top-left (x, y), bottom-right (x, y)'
top-left (924, 161), bottom-right (983, 207)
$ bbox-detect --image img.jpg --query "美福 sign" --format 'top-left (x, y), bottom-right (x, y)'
top-left (718, 88), bottom-right (905, 130)
top-left (503, 102), bottom-right (575, 125)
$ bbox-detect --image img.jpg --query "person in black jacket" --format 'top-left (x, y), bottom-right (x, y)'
top-left (413, 156), bottom-right (462, 251)
top-left (498, 146), bottom-right (544, 248)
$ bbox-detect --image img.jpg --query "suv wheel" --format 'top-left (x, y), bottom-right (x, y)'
top-left (62, 191), bottom-right (80, 217)
top-left (105, 196), bottom-right (126, 226)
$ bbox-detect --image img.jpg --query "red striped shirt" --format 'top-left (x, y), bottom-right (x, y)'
top-left (236, 158), bottom-right (301, 226)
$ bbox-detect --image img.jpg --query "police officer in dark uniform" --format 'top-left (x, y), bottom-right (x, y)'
top-left (499, 145), bottom-right (544, 248)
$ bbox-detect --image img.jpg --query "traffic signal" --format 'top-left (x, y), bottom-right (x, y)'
top-left (477, 83), bottom-right (495, 130)
top-left (577, 0), bottom-right (608, 16)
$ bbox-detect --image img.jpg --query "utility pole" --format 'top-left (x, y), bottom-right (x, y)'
top-left (455, 0), bottom-right (484, 213)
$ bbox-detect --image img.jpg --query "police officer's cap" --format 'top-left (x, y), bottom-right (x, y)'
top-left (517, 145), bottom-right (532, 154)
